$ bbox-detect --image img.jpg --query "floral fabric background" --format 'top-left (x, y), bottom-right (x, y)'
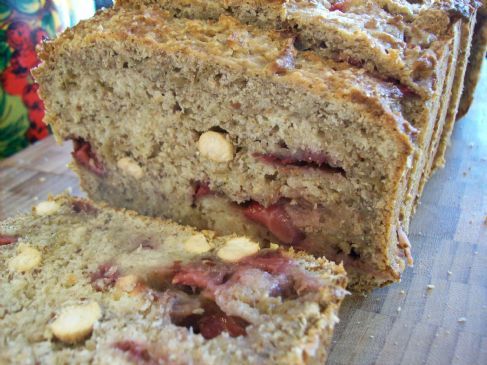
top-left (0, 0), bottom-right (112, 159)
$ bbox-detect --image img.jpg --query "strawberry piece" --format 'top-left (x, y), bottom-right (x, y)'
top-left (243, 201), bottom-right (305, 246)
top-left (239, 249), bottom-right (291, 274)
top-left (71, 199), bottom-right (98, 214)
top-left (172, 260), bottom-right (232, 296)
top-left (90, 263), bottom-right (120, 292)
top-left (330, 0), bottom-right (349, 12)
top-left (254, 150), bottom-right (344, 175)
top-left (72, 139), bottom-right (106, 176)
top-left (198, 312), bottom-right (248, 339)
top-left (193, 181), bottom-right (212, 200)
top-left (114, 341), bottom-right (155, 363)
top-left (0, 235), bottom-right (18, 246)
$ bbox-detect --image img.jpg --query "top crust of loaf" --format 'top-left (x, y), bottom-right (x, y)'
top-left (114, 0), bottom-right (481, 97)
top-left (35, 6), bottom-right (414, 154)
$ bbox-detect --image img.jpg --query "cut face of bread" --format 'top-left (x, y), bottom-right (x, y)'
top-left (114, 0), bottom-right (481, 243)
top-left (112, 0), bottom-right (481, 251)
top-left (0, 195), bottom-right (347, 364)
top-left (34, 6), bottom-right (416, 290)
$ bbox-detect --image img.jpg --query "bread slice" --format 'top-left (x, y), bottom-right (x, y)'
top-left (0, 194), bottom-right (348, 364)
top-left (34, 6), bottom-right (415, 291)
top-left (457, 1), bottom-right (486, 119)
top-left (430, 8), bottom-right (478, 172)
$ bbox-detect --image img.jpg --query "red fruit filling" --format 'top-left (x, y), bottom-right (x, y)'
top-left (71, 198), bottom-right (98, 214)
top-left (172, 259), bottom-right (233, 299)
top-left (191, 182), bottom-right (306, 247)
top-left (91, 263), bottom-right (120, 292)
top-left (138, 250), bottom-right (320, 340)
top-left (72, 139), bottom-right (106, 176)
top-left (169, 294), bottom-right (249, 340)
top-left (243, 201), bottom-right (306, 246)
top-left (329, 0), bottom-right (350, 12)
top-left (114, 341), bottom-right (157, 365)
top-left (192, 181), bottom-right (212, 205)
top-left (0, 235), bottom-right (18, 246)
top-left (254, 150), bottom-right (345, 175)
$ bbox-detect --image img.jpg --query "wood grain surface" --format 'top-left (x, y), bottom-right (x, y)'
top-left (0, 68), bottom-right (486, 365)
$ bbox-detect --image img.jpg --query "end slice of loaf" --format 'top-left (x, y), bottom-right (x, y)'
top-left (34, 6), bottom-right (416, 291)
top-left (457, 1), bottom-right (487, 118)
top-left (0, 194), bottom-right (348, 365)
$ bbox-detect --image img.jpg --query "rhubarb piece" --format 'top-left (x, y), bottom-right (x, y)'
top-left (243, 201), bottom-right (305, 246)
top-left (0, 194), bottom-right (347, 364)
top-left (0, 235), bottom-right (18, 246)
top-left (91, 263), bottom-right (120, 292)
top-left (72, 139), bottom-right (106, 177)
top-left (254, 151), bottom-right (345, 175)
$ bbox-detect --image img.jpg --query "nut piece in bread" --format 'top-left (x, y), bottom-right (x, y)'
top-left (184, 233), bottom-right (212, 254)
top-left (50, 301), bottom-right (102, 343)
top-left (8, 244), bottom-right (42, 272)
top-left (34, 201), bottom-right (60, 216)
top-left (198, 131), bottom-right (235, 162)
top-left (217, 237), bottom-right (260, 262)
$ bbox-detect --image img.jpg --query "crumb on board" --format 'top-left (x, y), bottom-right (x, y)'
top-left (458, 317), bottom-right (467, 323)
top-left (427, 284), bottom-right (435, 291)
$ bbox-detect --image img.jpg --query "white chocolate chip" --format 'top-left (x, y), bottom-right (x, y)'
top-left (50, 302), bottom-right (102, 343)
top-left (116, 275), bottom-right (138, 293)
top-left (184, 234), bottom-right (211, 254)
top-left (117, 157), bottom-right (144, 179)
top-left (34, 201), bottom-right (60, 216)
top-left (217, 237), bottom-right (260, 262)
top-left (198, 131), bottom-right (234, 162)
top-left (8, 245), bottom-right (42, 273)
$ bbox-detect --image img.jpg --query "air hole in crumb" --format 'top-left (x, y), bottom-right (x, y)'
top-left (278, 140), bottom-right (288, 149)
top-left (265, 173), bottom-right (278, 182)
top-left (349, 247), bottom-right (361, 260)
top-left (122, 62), bottom-right (128, 69)
top-left (208, 126), bottom-right (228, 134)
top-left (173, 102), bottom-right (182, 113)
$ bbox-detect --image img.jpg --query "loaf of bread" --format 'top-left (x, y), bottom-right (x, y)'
top-left (34, 5), bottom-right (420, 291)
top-left (114, 0), bottom-right (480, 229)
top-left (0, 195), bottom-right (347, 364)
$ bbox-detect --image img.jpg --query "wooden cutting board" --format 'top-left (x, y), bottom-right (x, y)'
top-left (1, 74), bottom-right (485, 365)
